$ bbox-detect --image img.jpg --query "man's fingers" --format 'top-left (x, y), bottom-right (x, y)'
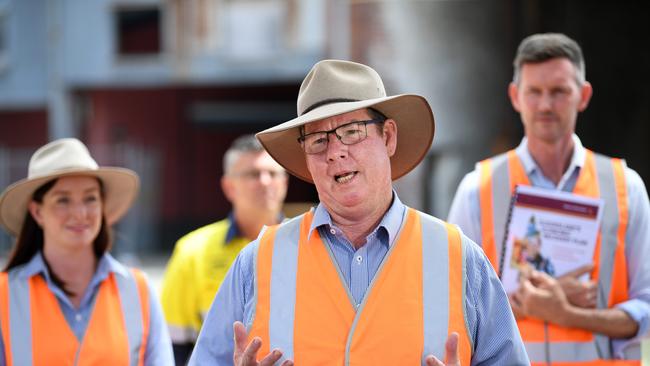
top-left (242, 338), bottom-right (263, 365)
top-left (529, 270), bottom-right (554, 287)
top-left (513, 281), bottom-right (532, 313)
top-left (424, 355), bottom-right (445, 366)
top-left (519, 278), bottom-right (535, 294)
top-left (559, 263), bottom-right (594, 279)
top-left (509, 294), bottom-right (525, 319)
top-left (585, 294), bottom-right (597, 308)
top-left (424, 332), bottom-right (460, 366)
top-left (519, 277), bottom-right (545, 299)
top-left (445, 332), bottom-right (460, 365)
top-left (581, 287), bottom-right (598, 308)
top-left (233, 321), bottom-right (248, 352)
top-left (258, 348), bottom-right (284, 366)
top-left (233, 321), bottom-right (263, 365)
top-left (233, 321), bottom-right (250, 365)
top-left (232, 321), bottom-right (295, 366)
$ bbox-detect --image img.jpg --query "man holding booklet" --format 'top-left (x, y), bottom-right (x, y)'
top-left (448, 32), bottom-right (650, 364)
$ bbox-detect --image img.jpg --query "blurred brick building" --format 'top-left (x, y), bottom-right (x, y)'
top-left (1, 0), bottom-right (648, 257)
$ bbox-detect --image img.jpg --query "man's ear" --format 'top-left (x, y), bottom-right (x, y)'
top-left (221, 176), bottom-right (235, 204)
top-left (578, 81), bottom-right (593, 112)
top-left (383, 119), bottom-right (397, 157)
top-left (28, 201), bottom-right (43, 226)
top-left (508, 82), bottom-right (522, 112)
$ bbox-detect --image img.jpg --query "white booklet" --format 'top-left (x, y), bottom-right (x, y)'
top-left (499, 185), bottom-right (604, 294)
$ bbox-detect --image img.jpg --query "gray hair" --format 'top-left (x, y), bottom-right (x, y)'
top-left (513, 33), bottom-right (586, 86)
top-left (222, 134), bottom-right (266, 175)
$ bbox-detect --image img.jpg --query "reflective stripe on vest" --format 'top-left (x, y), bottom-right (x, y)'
top-left (478, 149), bottom-right (632, 364)
top-left (248, 208), bottom-right (472, 365)
top-left (0, 268), bottom-right (149, 366)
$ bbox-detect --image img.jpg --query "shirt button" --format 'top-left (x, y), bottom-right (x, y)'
top-left (356, 256), bottom-right (363, 264)
top-left (75, 314), bottom-right (82, 322)
top-left (330, 228), bottom-right (336, 235)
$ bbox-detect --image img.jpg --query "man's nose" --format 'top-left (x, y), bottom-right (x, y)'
top-left (258, 171), bottom-right (274, 185)
top-left (538, 93), bottom-right (553, 110)
top-left (326, 133), bottom-right (348, 160)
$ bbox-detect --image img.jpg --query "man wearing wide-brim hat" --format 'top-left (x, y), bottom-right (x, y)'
top-left (189, 60), bottom-right (529, 365)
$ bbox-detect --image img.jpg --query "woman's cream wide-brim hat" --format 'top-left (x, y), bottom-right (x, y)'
top-left (0, 138), bottom-right (139, 236)
top-left (256, 59), bottom-right (435, 183)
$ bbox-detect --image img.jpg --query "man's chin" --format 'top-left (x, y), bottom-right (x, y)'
top-left (337, 195), bottom-right (366, 209)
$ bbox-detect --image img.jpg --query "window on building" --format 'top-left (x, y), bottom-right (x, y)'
top-left (225, 0), bottom-right (288, 60)
top-left (115, 7), bottom-right (161, 56)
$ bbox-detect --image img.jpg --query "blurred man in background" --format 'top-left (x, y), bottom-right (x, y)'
top-left (160, 134), bottom-right (288, 364)
top-left (448, 33), bottom-right (650, 364)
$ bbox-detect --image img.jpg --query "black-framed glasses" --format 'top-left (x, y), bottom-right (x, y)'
top-left (297, 119), bottom-right (384, 154)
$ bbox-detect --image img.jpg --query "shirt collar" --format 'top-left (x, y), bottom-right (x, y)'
top-left (225, 212), bottom-right (242, 243)
top-left (17, 251), bottom-right (130, 281)
top-left (515, 134), bottom-right (586, 175)
top-left (308, 190), bottom-right (406, 247)
top-left (225, 211), bottom-right (285, 244)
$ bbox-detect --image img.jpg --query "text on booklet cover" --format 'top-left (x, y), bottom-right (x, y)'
top-left (500, 185), bottom-right (604, 293)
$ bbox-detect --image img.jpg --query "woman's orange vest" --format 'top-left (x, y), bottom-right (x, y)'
top-left (0, 268), bottom-right (150, 366)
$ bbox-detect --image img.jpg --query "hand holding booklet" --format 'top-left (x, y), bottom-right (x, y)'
top-left (499, 185), bottom-right (604, 294)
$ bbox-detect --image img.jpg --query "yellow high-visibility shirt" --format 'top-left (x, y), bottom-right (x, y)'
top-left (160, 218), bottom-right (249, 344)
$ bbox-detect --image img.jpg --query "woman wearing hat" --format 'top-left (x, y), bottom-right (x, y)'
top-left (0, 138), bottom-right (173, 365)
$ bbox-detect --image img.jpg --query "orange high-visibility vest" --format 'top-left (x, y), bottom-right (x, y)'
top-left (247, 208), bottom-right (473, 365)
top-left (0, 267), bottom-right (150, 366)
top-left (478, 149), bottom-right (635, 365)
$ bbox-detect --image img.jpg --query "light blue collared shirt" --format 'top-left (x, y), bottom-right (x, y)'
top-left (448, 135), bottom-right (650, 357)
top-left (190, 193), bottom-right (529, 365)
top-left (0, 252), bottom-right (174, 366)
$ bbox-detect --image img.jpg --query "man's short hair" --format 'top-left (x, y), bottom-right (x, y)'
top-left (222, 134), bottom-right (266, 175)
top-left (513, 33), bottom-right (586, 86)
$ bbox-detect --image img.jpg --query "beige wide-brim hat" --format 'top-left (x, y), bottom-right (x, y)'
top-left (256, 59), bottom-right (435, 183)
top-left (0, 138), bottom-right (140, 236)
